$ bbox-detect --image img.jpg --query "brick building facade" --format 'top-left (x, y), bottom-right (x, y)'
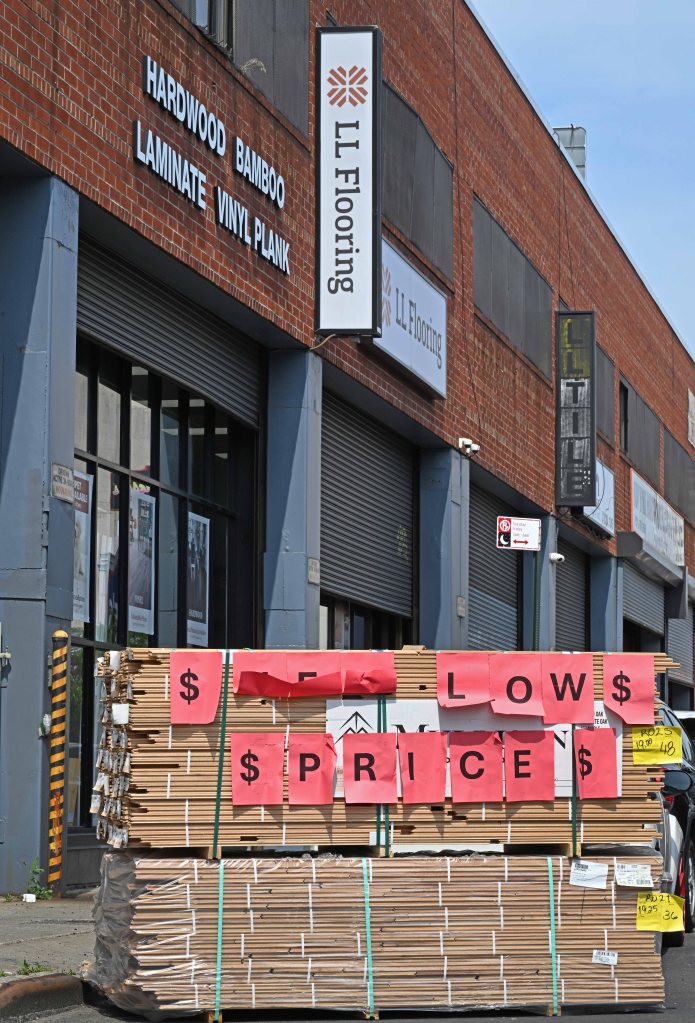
top-left (0, 0), bottom-right (693, 888)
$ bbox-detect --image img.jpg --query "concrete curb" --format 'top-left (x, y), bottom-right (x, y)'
top-left (0, 974), bottom-right (84, 1019)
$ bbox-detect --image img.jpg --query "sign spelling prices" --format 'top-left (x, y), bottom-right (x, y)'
top-left (602, 654), bottom-right (655, 724)
top-left (371, 238), bottom-right (447, 396)
top-left (397, 732), bottom-right (447, 804)
top-left (287, 734), bottom-right (337, 805)
top-left (489, 653), bottom-right (544, 717)
top-left (574, 728), bottom-right (619, 799)
top-left (449, 731), bottom-right (503, 803)
top-left (436, 652), bottom-right (491, 708)
top-left (496, 516), bottom-right (541, 551)
top-left (186, 513), bottom-right (210, 647)
top-left (230, 733), bottom-right (285, 806)
top-left (556, 311), bottom-right (596, 506)
top-left (504, 730), bottom-right (555, 802)
top-left (316, 27), bottom-right (382, 335)
top-left (343, 733), bottom-right (397, 804)
top-left (631, 470), bottom-right (684, 567)
top-left (541, 653), bottom-right (595, 724)
top-left (128, 489), bottom-right (156, 635)
top-left (72, 471), bottom-right (93, 623)
top-left (170, 650), bottom-right (223, 724)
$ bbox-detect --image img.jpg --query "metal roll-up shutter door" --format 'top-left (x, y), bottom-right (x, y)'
top-left (321, 394), bottom-right (414, 616)
top-left (76, 239), bottom-right (261, 426)
top-left (667, 604), bottom-right (694, 685)
top-left (468, 486), bottom-right (518, 650)
top-left (622, 562), bottom-right (664, 635)
top-left (555, 539), bottom-right (588, 651)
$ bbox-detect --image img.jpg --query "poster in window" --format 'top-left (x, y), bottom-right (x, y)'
top-left (72, 471), bottom-right (93, 623)
top-left (187, 512), bottom-right (210, 647)
top-left (128, 489), bottom-right (156, 635)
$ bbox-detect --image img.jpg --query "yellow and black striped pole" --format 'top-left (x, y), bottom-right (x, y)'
top-left (48, 629), bottom-right (69, 892)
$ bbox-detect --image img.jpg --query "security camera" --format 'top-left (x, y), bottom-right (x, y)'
top-left (469, 443), bottom-right (480, 454)
top-left (458, 438), bottom-right (480, 456)
top-left (458, 438), bottom-right (473, 449)
top-left (549, 552), bottom-right (565, 564)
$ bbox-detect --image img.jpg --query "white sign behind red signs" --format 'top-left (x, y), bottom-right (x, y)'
top-left (496, 516), bottom-right (541, 551)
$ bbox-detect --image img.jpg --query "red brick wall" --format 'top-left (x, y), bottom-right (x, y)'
top-left (1, 0), bottom-right (693, 566)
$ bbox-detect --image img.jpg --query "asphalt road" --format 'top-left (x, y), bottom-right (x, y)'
top-left (5, 933), bottom-right (694, 1023)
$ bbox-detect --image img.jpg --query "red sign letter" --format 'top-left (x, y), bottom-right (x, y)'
top-left (287, 734), bottom-right (336, 805)
top-left (341, 651), bottom-right (397, 694)
top-left (574, 727), bottom-right (618, 799)
top-left (602, 654), bottom-right (655, 724)
top-left (230, 732), bottom-right (285, 805)
top-left (233, 651), bottom-right (290, 697)
top-left (504, 731), bottom-right (555, 802)
top-left (286, 652), bottom-right (343, 696)
top-left (397, 732), bottom-right (447, 804)
top-left (170, 650), bottom-right (223, 724)
top-left (449, 731), bottom-right (503, 803)
top-left (490, 653), bottom-right (544, 717)
top-left (436, 652), bottom-right (491, 708)
top-left (343, 733), bottom-right (397, 804)
top-left (541, 653), bottom-right (595, 724)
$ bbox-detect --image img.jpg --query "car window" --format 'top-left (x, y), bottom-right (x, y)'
top-left (658, 704), bottom-right (694, 763)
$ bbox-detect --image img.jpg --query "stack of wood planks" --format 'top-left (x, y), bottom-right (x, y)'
top-left (89, 851), bottom-right (665, 1017)
top-left (92, 648), bottom-right (672, 852)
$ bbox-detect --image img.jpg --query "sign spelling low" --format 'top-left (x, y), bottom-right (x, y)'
top-left (556, 311), bottom-right (596, 506)
top-left (316, 26), bottom-right (382, 335)
top-left (496, 516), bottom-right (541, 551)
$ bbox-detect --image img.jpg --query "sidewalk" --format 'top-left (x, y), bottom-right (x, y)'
top-left (0, 893), bottom-right (96, 1019)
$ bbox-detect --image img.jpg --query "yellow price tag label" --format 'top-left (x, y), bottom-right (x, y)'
top-left (632, 725), bottom-right (682, 764)
top-left (635, 892), bottom-right (684, 932)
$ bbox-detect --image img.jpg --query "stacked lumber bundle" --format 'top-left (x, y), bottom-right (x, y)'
top-left (92, 648), bottom-right (671, 851)
top-left (89, 852), bottom-right (665, 1017)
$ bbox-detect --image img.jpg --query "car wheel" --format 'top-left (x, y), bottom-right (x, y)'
top-left (683, 838), bottom-right (695, 933)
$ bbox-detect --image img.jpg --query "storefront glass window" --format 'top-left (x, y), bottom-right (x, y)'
top-left (95, 468), bottom-right (120, 644)
top-left (130, 367), bottom-right (152, 474)
top-left (70, 338), bottom-right (257, 827)
top-left (97, 357), bottom-right (122, 464)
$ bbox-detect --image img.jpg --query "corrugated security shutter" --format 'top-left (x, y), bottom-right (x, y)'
top-left (76, 239), bottom-right (261, 427)
top-left (667, 603), bottom-right (694, 685)
top-left (622, 562), bottom-right (664, 635)
top-left (320, 394), bottom-right (414, 616)
top-left (468, 486), bottom-right (519, 650)
top-left (555, 539), bottom-right (588, 651)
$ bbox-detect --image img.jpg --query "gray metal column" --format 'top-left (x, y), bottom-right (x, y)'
top-left (264, 350), bottom-right (322, 649)
top-left (419, 449), bottom-right (468, 650)
top-left (590, 556), bottom-right (619, 651)
top-left (538, 515), bottom-right (558, 650)
top-left (0, 176), bottom-right (78, 891)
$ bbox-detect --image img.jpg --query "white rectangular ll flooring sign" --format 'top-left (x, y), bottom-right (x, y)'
top-left (316, 27), bottom-right (382, 335)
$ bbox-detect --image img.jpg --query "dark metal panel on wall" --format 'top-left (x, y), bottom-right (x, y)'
top-left (622, 561), bottom-right (664, 635)
top-left (76, 240), bottom-right (261, 427)
top-left (468, 486), bottom-right (519, 650)
top-left (555, 538), bottom-right (588, 651)
top-left (667, 604), bottom-right (694, 685)
top-left (321, 394), bottom-right (414, 617)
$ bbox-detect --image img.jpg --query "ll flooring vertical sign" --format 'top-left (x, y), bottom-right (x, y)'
top-left (556, 311), bottom-right (596, 506)
top-left (316, 27), bottom-right (382, 335)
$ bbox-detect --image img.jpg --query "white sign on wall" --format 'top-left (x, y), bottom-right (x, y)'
top-left (316, 27), bottom-right (382, 335)
top-left (689, 389), bottom-right (695, 448)
top-left (583, 458), bottom-right (615, 536)
top-left (631, 469), bottom-right (684, 566)
top-left (371, 238), bottom-right (447, 396)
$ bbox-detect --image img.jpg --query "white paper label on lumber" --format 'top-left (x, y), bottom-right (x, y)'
top-left (569, 860), bottom-right (608, 890)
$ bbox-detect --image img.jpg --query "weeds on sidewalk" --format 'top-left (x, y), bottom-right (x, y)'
top-left (26, 859), bottom-right (52, 901)
top-left (17, 961), bottom-right (50, 975)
